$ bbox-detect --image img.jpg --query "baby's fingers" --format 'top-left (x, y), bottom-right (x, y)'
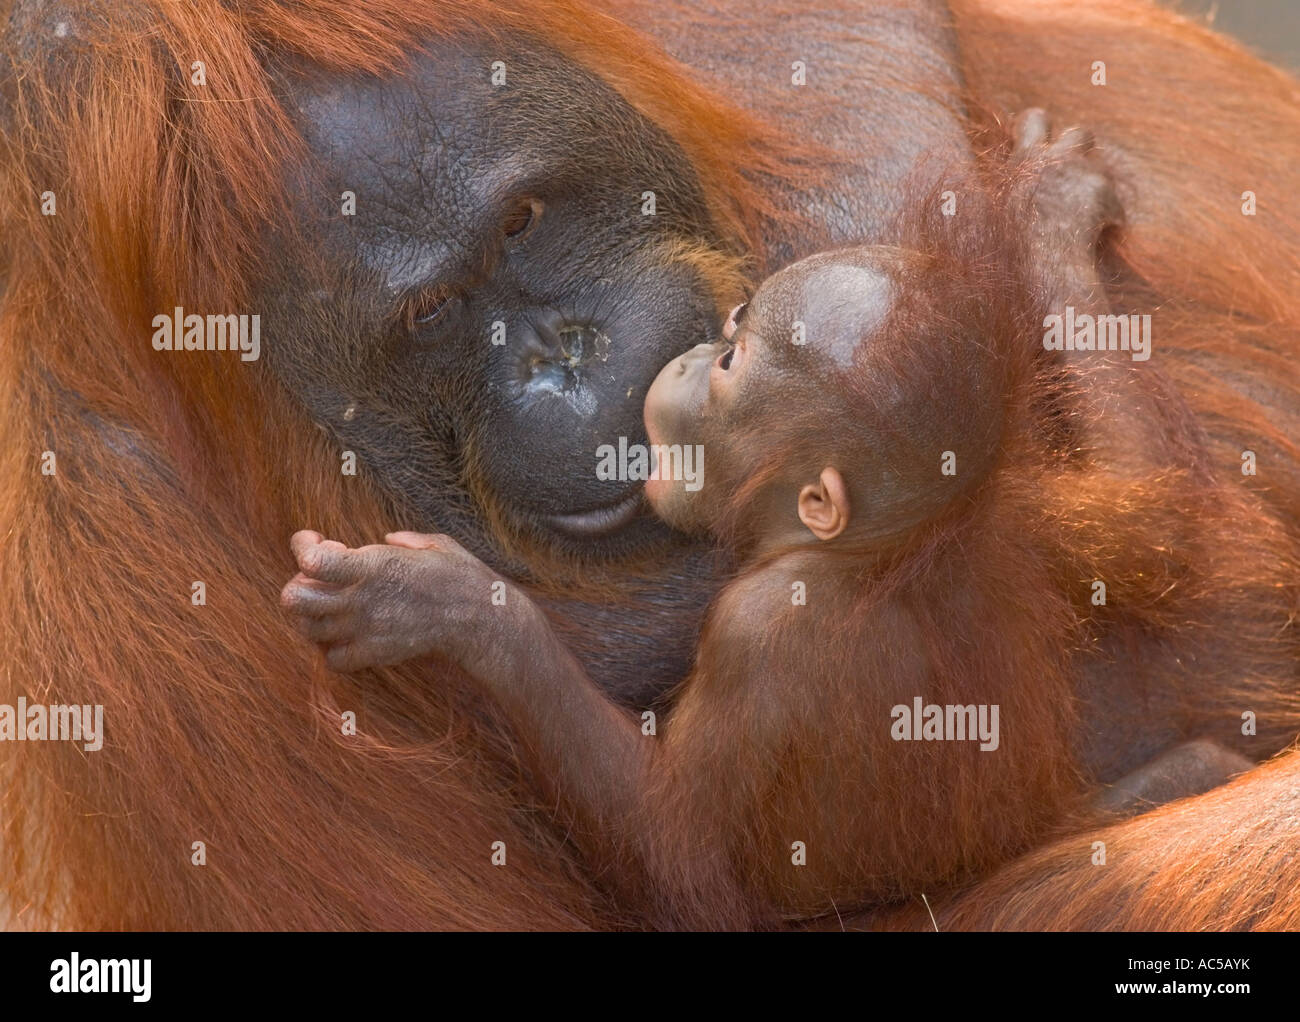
top-left (281, 574), bottom-right (346, 614)
top-left (291, 530), bottom-right (349, 573)
top-left (385, 531), bottom-right (465, 555)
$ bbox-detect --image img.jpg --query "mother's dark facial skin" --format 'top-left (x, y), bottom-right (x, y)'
top-left (259, 36), bottom-right (736, 567)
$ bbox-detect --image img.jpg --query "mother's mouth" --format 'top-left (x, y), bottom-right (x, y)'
top-left (545, 489), bottom-right (645, 538)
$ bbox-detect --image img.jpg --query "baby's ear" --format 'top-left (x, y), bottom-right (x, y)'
top-left (797, 467), bottom-right (850, 541)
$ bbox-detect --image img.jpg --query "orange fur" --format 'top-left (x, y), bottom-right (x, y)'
top-left (1, 0), bottom-right (1298, 930)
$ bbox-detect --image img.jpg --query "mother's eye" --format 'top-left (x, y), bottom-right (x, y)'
top-left (502, 197), bottom-right (544, 242)
top-left (405, 286), bottom-right (457, 331)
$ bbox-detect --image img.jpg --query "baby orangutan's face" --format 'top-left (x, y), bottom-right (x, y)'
top-left (642, 247), bottom-right (895, 534)
top-left (641, 299), bottom-right (767, 531)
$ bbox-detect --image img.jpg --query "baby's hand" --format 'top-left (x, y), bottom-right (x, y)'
top-left (1011, 107), bottom-right (1124, 273)
top-left (280, 529), bottom-right (504, 673)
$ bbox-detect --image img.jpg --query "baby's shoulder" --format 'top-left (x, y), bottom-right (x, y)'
top-left (712, 549), bottom-right (857, 626)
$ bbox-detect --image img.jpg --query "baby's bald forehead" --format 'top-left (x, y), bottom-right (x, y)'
top-left (749, 249), bottom-right (896, 368)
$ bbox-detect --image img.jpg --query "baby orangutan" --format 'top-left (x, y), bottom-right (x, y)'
top-left (282, 116), bottom-right (1247, 927)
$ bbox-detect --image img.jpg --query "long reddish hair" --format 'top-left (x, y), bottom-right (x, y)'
top-left (3, 0), bottom-right (1300, 931)
top-left (0, 0), bottom-right (815, 930)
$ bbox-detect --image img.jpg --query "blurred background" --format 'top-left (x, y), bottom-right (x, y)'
top-left (1173, 0), bottom-right (1298, 70)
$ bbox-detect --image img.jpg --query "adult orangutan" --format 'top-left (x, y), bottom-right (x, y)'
top-left (1, 0), bottom-right (1298, 930)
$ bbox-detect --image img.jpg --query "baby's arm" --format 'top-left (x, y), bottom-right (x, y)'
top-left (281, 530), bottom-right (796, 924)
top-left (1014, 108), bottom-right (1179, 475)
top-left (280, 530), bottom-right (650, 854)
top-left (1017, 115), bottom-right (1254, 811)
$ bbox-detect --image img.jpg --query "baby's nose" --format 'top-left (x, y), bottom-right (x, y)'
top-left (682, 342), bottom-right (715, 365)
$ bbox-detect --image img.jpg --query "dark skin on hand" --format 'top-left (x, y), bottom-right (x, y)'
top-left (282, 115), bottom-right (1253, 927)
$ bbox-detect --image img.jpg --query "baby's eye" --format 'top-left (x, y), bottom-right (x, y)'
top-left (717, 346), bottom-right (735, 371)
